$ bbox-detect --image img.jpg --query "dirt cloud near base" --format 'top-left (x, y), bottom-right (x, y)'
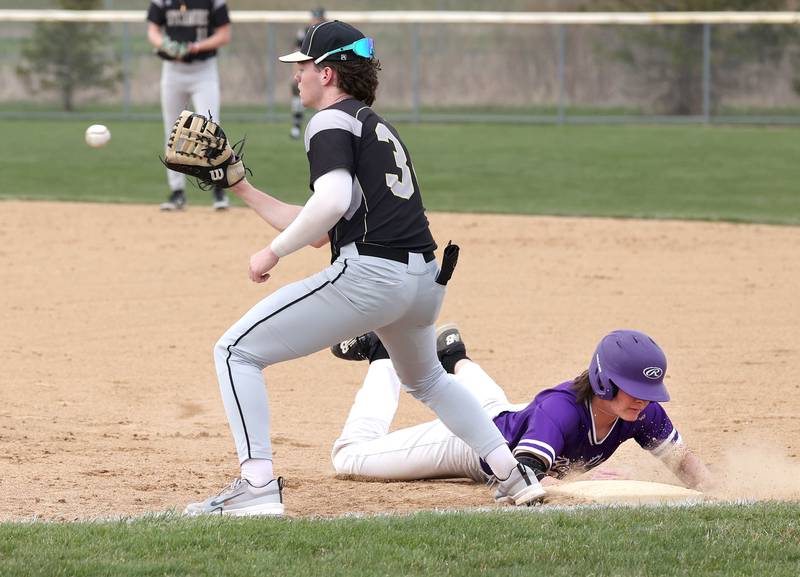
top-left (712, 440), bottom-right (800, 502)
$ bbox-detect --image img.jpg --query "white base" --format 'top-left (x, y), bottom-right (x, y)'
top-left (545, 480), bottom-right (703, 505)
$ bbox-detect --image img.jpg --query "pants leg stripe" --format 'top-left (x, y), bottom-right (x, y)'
top-left (225, 260), bottom-right (349, 460)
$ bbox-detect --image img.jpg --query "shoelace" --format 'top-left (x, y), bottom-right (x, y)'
top-left (215, 478), bottom-right (244, 497)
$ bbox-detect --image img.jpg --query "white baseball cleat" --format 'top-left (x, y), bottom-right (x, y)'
top-left (184, 477), bottom-right (284, 516)
top-left (212, 188), bottom-right (230, 210)
top-left (493, 463), bottom-right (546, 506)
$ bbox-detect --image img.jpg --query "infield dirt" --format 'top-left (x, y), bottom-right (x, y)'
top-left (2, 201), bottom-right (798, 520)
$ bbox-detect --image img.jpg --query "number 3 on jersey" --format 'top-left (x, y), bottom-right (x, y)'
top-left (376, 123), bottom-right (415, 199)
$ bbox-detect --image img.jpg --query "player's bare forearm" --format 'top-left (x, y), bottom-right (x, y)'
top-left (189, 24), bottom-right (231, 54)
top-left (665, 447), bottom-right (715, 491)
top-left (678, 451), bottom-right (715, 491)
top-left (231, 179), bottom-right (304, 232)
top-left (146, 23), bottom-right (163, 50)
top-left (249, 244), bottom-right (279, 283)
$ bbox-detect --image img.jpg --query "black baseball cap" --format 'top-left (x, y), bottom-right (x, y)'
top-left (279, 20), bottom-right (373, 64)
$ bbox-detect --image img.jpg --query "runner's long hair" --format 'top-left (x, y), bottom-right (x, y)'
top-left (571, 370), bottom-right (594, 404)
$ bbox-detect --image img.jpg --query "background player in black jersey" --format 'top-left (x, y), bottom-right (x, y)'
top-left (290, 7), bottom-right (326, 140)
top-left (146, 0), bottom-right (231, 211)
top-left (184, 21), bottom-right (543, 516)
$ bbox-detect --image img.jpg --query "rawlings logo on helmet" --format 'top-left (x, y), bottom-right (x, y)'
top-left (643, 366), bottom-right (663, 380)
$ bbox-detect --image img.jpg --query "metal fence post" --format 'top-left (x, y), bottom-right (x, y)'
top-left (702, 23), bottom-right (711, 124)
top-left (557, 24), bottom-right (566, 125)
top-left (411, 23), bottom-right (421, 122)
top-left (266, 22), bottom-right (276, 121)
top-left (121, 21), bottom-right (131, 115)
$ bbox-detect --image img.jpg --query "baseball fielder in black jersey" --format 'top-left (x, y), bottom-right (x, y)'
top-left (184, 21), bottom-right (543, 516)
top-left (146, 0), bottom-right (231, 210)
top-left (309, 98), bottom-right (436, 254)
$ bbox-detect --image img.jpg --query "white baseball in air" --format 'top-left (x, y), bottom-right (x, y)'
top-left (85, 124), bottom-right (111, 148)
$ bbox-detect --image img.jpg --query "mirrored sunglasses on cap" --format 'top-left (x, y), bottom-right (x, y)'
top-left (314, 37), bottom-right (374, 64)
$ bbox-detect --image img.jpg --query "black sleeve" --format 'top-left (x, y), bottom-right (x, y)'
top-left (211, 1), bottom-right (231, 27)
top-left (307, 129), bottom-right (356, 188)
top-left (146, 2), bottom-right (165, 26)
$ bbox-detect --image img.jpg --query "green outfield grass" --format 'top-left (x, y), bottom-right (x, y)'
top-left (4, 119), bottom-right (799, 224)
top-left (1, 503), bottom-right (798, 577)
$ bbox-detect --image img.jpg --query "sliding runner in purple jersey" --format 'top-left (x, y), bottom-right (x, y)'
top-left (330, 325), bottom-right (713, 495)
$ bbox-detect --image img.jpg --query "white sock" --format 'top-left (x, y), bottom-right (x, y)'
top-left (484, 445), bottom-right (518, 479)
top-left (240, 458), bottom-right (274, 487)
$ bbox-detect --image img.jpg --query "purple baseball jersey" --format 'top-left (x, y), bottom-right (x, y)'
top-left (484, 381), bottom-right (682, 478)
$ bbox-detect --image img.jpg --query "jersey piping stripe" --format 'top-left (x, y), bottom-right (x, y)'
top-left (360, 182), bottom-right (369, 242)
top-left (649, 428), bottom-right (680, 457)
top-left (514, 439), bottom-right (556, 463)
top-left (346, 176), bottom-right (365, 221)
top-left (587, 400), bottom-right (618, 445)
top-left (515, 439), bottom-right (556, 461)
top-left (224, 260), bottom-right (349, 459)
top-left (355, 106), bottom-right (369, 121)
top-left (305, 19), bottom-right (334, 57)
top-left (304, 109), bottom-right (363, 151)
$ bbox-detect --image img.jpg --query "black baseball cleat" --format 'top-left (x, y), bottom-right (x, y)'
top-left (435, 323), bottom-right (467, 360)
top-left (160, 189), bottom-right (186, 211)
top-left (331, 332), bottom-right (380, 362)
top-left (212, 187), bottom-right (229, 210)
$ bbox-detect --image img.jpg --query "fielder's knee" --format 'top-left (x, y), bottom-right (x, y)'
top-left (213, 334), bottom-right (234, 362)
top-left (403, 367), bottom-right (448, 404)
top-left (213, 334), bottom-right (253, 368)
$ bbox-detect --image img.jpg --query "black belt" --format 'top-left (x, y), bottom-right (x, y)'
top-left (354, 242), bottom-right (435, 264)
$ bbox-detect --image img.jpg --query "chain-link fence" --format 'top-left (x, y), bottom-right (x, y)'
top-left (2, 10), bottom-right (800, 123)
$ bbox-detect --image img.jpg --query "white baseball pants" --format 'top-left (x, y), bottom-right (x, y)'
top-left (331, 359), bottom-right (521, 482)
top-left (160, 58), bottom-right (221, 192)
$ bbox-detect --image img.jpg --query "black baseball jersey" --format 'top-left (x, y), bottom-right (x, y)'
top-left (147, 0), bottom-right (230, 62)
top-left (305, 99), bottom-right (437, 257)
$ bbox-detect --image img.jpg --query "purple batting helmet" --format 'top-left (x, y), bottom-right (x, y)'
top-left (588, 330), bottom-right (670, 402)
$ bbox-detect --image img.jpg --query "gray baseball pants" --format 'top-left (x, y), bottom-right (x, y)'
top-left (214, 242), bottom-right (508, 466)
